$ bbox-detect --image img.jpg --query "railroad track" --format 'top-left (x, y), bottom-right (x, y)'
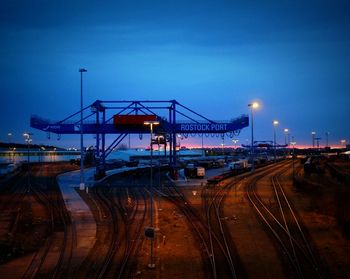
top-left (163, 184), bottom-right (216, 277)
top-left (0, 171), bottom-right (30, 264)
top-left (80, 185), bottom-right (148, 279)
top-left (115, 187), bottom-right (148, 279)
top-left (200, 161), bottom-right (295, 279)
top-left (21, 164), bottom-right (76, 279)
top-left (160, 161), bottom-right (291, 279)
top-left (246, 161), bottom-right (325, 279)
top-left (201, 180), bottom-right (240, 279)
top-left (326, 162), bottom-right (350, 182)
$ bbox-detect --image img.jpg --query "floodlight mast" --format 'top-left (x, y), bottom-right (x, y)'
top-left (248, 102), bottom-right (259, 171)
top-left (144, 120), bottom-right (159, 269)
top-left (79, 68), bottom-right (87, 191)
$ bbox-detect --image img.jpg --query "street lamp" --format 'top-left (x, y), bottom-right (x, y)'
top-left (290, 140), bottom-right (296, 184)
top-left (201, 134), bottom-right (204, 157)
top-left (311, 131), bottom-right (316, 148)
top-left (177, 134), bottom-right (182, 151)
top-left (7, 133), bottom-right (13, 162)
top-left (340, 139), bottom-right (346, 148)
top-left (156, 136), bottom-right (163, 211)
top-left (273, 120), bottom-right (279, 162)
top-left (144, 120), bottom-right (159, 269)
top-left (232, 139), bottom-right (239, 149)
top-left (284, 128), bottom-right (289, 145)
top-left (7, 132), bottom-right (12, 143)
top-left (79, 68), bottom-right (87, 191)
top-left (325, 132), bottom-right (330, 148)
top-left (23, 132), bottom-right (33, 187)
top-left (284, 128), bottom-right (289, 158)
top-left (248, 102), bottom-right (259, 171)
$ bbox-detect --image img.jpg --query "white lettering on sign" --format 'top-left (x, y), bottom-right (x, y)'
top-left (179, 123), bottom-right (227, 132)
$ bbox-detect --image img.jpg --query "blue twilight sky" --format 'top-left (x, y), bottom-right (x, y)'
top-left (1, 0), bottom-right (349, 148)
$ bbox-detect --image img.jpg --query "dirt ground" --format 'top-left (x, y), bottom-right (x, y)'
top-left (2, 160), bottom-right (349, 278)
top-left (134, 194), bottom-right (205, 279)
top-left (108, 159), bottom-right (350, 278)
top-left (289, 159), bottom-right (350, 278)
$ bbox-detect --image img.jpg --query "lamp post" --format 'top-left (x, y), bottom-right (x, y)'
top-left (7, 133), bottom-right (12, 162)
top-left (158, 138), bottom-right (162, 211)
top-left (144, 120), bottom-right (159, 269)
top-left (201, 134), bottom-right (204, 157)
top-left (177, 134), bottom-right (182, 151)
top-left (340, 139), bottom-right (346, 148)
top-left (248, 102), bottom-right (259, 171)
top-left (311, 131), bottom-right (316, 148)
top-left (23, 132), bottom-right (32, 187)
top-left (290, 140), bottom-right (296, 184)
top-left (7, 132), bottom-right (12, 143)
top-left (325, 132), bottom-right (330, 148)
top-left (273, 120), bottom-right (279, 162)
top-left (284, 128), bottom-right (289, 157)
top-left (232, 139), bottom-right (239, 149)
top-left (79, 68), bottom-right (87, 191)
top-left (284, 128), bottom-right (289, 145)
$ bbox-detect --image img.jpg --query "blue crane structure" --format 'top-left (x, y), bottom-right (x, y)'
top-left (31, 100), bottom-right (249, 178)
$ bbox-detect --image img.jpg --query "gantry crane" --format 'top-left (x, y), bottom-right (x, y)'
top-left (31, 100), bottom-right (249, 178)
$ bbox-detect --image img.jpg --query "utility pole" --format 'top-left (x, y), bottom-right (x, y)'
top-left (273, 120), bottom-right (279, 162)
top-left (248, 102), bottom-right (259, 171)
top-left (144, 120), bottom-right (159, 269)
top-left (23, 133), bottom-right (33, 188)
top-left (291, 139), bottom-right (296, 185)
top-left (325, 132), bottom-right (330, 148)
top-left (79, 68), bottom-right (87, 191)
top-left (311, 131), bottom-right (316, 148)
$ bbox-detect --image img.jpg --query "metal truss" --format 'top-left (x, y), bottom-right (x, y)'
top-left (31, 100), bottom-right (249, 178)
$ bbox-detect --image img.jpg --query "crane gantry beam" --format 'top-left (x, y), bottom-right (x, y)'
top-left (31, 100), bottom-right (249, 179)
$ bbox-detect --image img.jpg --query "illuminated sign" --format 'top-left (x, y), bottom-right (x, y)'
top-left (179, 123), bottom-right (228, 132)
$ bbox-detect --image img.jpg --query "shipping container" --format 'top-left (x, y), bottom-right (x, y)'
top-left (113, 115), bottom-right (158, 126)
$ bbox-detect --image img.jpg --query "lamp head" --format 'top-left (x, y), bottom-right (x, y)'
top-left (143, 121), bottom-right (160, 126)
top-left (248, 102), bottom-right (259, 109)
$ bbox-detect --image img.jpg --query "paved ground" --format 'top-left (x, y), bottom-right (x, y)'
top-left (56, 169), bottom-right (97, 263)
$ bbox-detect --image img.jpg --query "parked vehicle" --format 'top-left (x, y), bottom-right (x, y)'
top-left (229, 159), bottom-right (248, 170)
top-left (212, 159), bottom-right (225, 168)
top-left (185, 164), bottom-right (205, 178)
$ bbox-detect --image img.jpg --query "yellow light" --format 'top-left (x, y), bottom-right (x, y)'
top-left (273, 120), bottom-right (279, 126)
top-left (248, 102), bottom-right (259, 109)
top-left (144, 121), bottom-right (160, 126)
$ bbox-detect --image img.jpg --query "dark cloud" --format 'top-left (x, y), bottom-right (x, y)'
top-left (0, 0), bottom-right (349, 145)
